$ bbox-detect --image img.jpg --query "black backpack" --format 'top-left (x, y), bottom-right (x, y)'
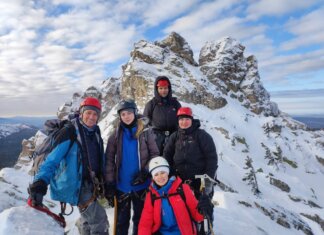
top-left (29, 119), bottom-right (76, 176)
top-left (150, 184), bottom-right (186, 206)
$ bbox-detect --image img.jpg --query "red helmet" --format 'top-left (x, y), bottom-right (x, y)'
top-left (177, 107), bottom-right (193, 117)
top-left (80, 97), bottom-right (102, 111)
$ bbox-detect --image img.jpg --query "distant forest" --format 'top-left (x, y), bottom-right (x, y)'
top-left (0, 128), bottom-right (37, 169)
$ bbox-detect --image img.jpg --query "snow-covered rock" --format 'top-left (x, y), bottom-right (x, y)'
top-left (3, 32), bottom-right (324, 235)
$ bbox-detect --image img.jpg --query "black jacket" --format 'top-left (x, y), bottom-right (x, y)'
top-left (143, 76), bottom-right (181, 133)
top-left (163, 119), bottom-right (218, 180)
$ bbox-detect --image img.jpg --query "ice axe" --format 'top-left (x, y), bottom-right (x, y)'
top-left (195, 174), bottom-right (216, 235)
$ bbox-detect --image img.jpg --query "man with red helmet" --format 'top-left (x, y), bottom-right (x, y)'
top-left (28, 97), bottom-right (109, 234)
top-left (144, 76), bottom-right (181, 155)
top-left (163, 106), bottom-right (217, 234)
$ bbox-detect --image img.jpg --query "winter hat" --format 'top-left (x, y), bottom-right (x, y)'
top-left (149, 156), bottom-right (170, 176)
top-left (157, 79), bottom-right (169, 87)
top-left (151, 166), bottom-right (169, 177)
top-left (81, 106), bottom-right (101, 116)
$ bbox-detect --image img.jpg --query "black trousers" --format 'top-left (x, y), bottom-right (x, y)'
top-left (116, 189), bottom-right (146, 235)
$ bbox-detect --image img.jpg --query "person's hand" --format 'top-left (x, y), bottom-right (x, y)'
top-left (197, 194), bottom-right (213, 218)
top-left (104, 184), bottom-right (116, 208)
top-left (28, 180), bottom-right (47, 207)
top-left (131, 170), bottom-right (149, 186)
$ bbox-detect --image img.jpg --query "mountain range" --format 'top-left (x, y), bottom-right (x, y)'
top-left (0, 116), bottom-right (54, 170)
top-left (0, 32), bottom-right (323, 235)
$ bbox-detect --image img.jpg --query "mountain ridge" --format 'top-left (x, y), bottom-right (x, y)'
top-left (1, 32), bottom-right (323, 234)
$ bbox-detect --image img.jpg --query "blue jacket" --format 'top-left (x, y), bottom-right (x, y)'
top-left (34, 118), bottom-right (105, 205)
top-left (153, 176), bottom-right (181, 235)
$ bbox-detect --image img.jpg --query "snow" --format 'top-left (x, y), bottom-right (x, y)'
top-left (1, 36), bottom-right (323, 234)
top-left (0, 206), bottom-right (64, 235)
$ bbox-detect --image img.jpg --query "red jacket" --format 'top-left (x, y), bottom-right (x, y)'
top-left (139, 177), bottom-right (203, 235)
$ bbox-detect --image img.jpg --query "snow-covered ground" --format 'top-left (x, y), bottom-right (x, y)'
top-left (1, 35), bottom-right (323, 234)
top-left (1, 100), bottom-right (323, 234)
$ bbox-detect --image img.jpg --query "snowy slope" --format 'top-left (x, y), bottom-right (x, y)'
top-left (0, 33), bottom-right (323, 234)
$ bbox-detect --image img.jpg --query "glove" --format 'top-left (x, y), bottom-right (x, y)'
top-left (28, 180), bottom-right (47, 207)
top-left (104, 184), bottom-right (116, 208)
top-left (197, 194), bottom-right (214, 219)
top-left (131, 170), bottom-right (149, 186)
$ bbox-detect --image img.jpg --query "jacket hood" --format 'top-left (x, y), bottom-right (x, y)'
top-left (154, 76), bottom-right (173, 101)
top-left (179, 119), bottom-right (200, 135)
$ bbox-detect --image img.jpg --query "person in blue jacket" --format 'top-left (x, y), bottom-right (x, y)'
top-left (105, 99), bottom-right (159, 235)
top-left (28, 97), bottom-right (109, 235)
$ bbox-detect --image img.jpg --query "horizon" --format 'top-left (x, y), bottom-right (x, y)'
top-left (1, 0), bottom-right (324, 117)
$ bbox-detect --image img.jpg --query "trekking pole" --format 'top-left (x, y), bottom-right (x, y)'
top-left (113, 196), bottom-right (117, 235)
top-left (195, 174), bottom-right (216, 235)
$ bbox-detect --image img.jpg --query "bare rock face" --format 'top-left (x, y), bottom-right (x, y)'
top-left (120, 33), bottom-right (227, 110)
top-left (14, 138), bottom-right (35, 169)
top-left (57, 32), bottom-right (281, 117)
top-left (199, 37), bottom-right (247, 92)
top-left (240, 55), bottom-right (279, 116)
top-left (199, 37), bottom-right (279, 116)
top-left (57, 87), bottom-right (104, 120)
top-left (101, 77), bottom-right (121, 116)
top-left (156, 32), bottom-right (197, 66)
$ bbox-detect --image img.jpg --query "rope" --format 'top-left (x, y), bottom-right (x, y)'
top-left (27, 198), bottom-right (66, 228)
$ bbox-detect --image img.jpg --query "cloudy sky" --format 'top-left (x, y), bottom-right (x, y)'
top-left (1, 0), bottom-right (323, 117)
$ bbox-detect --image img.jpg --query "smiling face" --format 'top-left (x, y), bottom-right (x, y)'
top-left (178, 117), bottom-right (192, 129)
top-left (153, 171), bottom-right (169, 187)
top-left (81, 109), bottom-right (99, 128)
top-left (157, 86), bottom-right (169, 98)
top-left (120, 109), bottom-right (135, 125)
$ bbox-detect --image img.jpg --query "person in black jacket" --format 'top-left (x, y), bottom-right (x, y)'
top-left (144, 76), bottom-right (181, 155)
top-left (163, 106), bottom-right (218, 234)
top-left (163, 106), bottom-right (218, 196)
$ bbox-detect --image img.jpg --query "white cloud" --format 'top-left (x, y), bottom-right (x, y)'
top-left (165, 0), bottom-right (241, 32)
top-left (141, 0), bottom-right (199, 27)
top-left (280, 7), bottom-right (324, 50)
top-left (246, 0), bottom-right (321, 20)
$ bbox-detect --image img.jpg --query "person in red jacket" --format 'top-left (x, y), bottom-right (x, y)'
top-left (139, 157), bottom-right (212, 235)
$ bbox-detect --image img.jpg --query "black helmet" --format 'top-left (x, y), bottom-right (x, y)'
top-left (117, 99), bottom-right (137, 114)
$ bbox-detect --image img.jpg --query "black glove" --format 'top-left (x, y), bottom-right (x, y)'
top-left (197, 194), bottom-right (214, 218)
top-left (131, 170), bottom-right (149, 186)
top-left (28, 180), bottom-right (47, 207)
top-left (104, 184), bottom-right (116, 207)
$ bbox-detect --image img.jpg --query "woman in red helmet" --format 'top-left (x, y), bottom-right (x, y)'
top-left (144, 76), bottom-right (181, 155)
top-left (163, 107), bottom-right (218, 234)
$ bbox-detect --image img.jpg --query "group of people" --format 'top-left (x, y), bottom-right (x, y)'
top-left (28, 76), bottom-right (218, 235)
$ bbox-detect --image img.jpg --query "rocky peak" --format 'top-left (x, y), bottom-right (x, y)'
top-left (59, 33), bottom-right (279, 117)
top-left (155, 32), bottom-right (197, 66)
top-left (199, 36), bottom-right (247, 92)
top-left (240, 55), bottom-right (279, 116)
top-left (121, 33), bottom-right (227, 110)
top-left (199, 36), bottom-right (278, 116)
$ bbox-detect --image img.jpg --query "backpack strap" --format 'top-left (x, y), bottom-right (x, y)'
top-left (150, 184), bottom-right (186, 205)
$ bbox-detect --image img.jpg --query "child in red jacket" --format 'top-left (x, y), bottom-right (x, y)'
top-left (139, 157), bottom-right (211, 235)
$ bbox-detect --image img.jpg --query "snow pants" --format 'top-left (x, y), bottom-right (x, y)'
top-left (77, 181), bottom-right (109, 235)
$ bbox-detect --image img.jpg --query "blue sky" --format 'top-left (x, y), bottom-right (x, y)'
top-left (0, 0), bottom-right (323, 117)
